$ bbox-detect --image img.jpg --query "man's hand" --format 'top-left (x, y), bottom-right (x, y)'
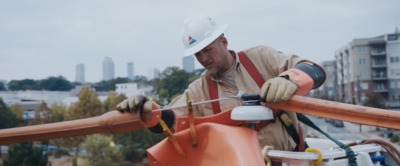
top-left (116, 94), bottom-right (153, 113)
top-left (260, 76), bottom-right (298, 103)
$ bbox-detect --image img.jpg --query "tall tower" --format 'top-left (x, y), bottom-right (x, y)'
top-left (127, 62), bottom-right (134, 80)
top-left (103, 57), bottom-right (115, 81)
top-left (147, 68), bottom-right (160, 80)
top-left (75, 64), bottom-right (85, 83)
top-left (183, 55), bottom-right (195, 73)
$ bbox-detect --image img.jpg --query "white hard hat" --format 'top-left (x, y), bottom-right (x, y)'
top-left (181, 14), bottom-right (228, 56)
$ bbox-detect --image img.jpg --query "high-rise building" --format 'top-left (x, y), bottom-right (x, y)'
top-left (103, 57), bottom-right (115, 81)
top-left (183, 55), bottom-right (195, 73)
top-left (147, 68), bottom-right (160, 80)
top-left (75, 64), bottom-right (85, 84)
top-left (127, 62), bottom-right (134, 80)
top-left (335, 28), bottom-right (400, 110)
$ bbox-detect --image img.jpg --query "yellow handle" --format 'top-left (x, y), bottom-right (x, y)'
top-left (305, 148), bottom-right (322, 166)
top-left (158, 116), bottom-right (186, 157)
top-left (262, 146), bottom-right (273, 166)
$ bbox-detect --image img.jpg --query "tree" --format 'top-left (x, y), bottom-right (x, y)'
top-left (133, 75), bottom-right (148, 83)
top-left (8, 79), bottom-right (37, 91)
top-left (363, 93), bottom-right (387, 109)
top-left (65, 87), bottom-right (103, 120)
top-left (37, 76), bottom-right (73, 91)
top-left (109, 77), bottom-right (130, 91)
top-left (7, 76), bottom-right (74, 91)
top-left (50, 102), bottom-right (66, 122)
top-left (82, 134), bottom-right (123, 166)
top-left (103, 91), bottom-right (126, 112)
top-left (9, 104), bottom-right (24, 120)
top-left (3, 142), bottom-right (48, 166)
top-left (153, 67), bottom-right (191, 103)
top-left (95, 77), bottom-right (131, 91)
top-left (0, 82), bottom-right (6, 91)
top-left (0, 99), bottom-right (19, 129)
top-left (62, 87), bottom-right (104, 153)
top-left (0, 99), bottom-right (20, 156)
top-left (31, 101), bottom-right (53, 125)
top-left (114, 130), bottom-right (165, 163)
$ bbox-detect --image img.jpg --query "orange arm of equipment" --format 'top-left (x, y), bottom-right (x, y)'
top-left (0, 110), bottom-right (145, 145)
top-left (267, 95), bottom-right (400, 130)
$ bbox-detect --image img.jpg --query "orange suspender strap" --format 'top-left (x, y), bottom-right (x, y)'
top-left (207, 51), bottom-right (305, 151)
top-left (206, 51), bottom-right (265, 114)
top-left (237, 51), bottom-right (265, 88)
top-left (297, 123), bottom-right (305, 151)
top-left (237, 52), bottom-right (305, 151)
top-left (206, 76), bottom-right (222, 114)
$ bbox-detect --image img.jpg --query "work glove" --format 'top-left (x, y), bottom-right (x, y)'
top-left (260, 75), bottom-right (298, 103)
top-left (116, 94), bottom-right (153, 114)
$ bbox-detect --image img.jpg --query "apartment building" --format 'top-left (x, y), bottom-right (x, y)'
top-left (316, 60), bottom-right (337, 100)
top-left (335, 29), bottom-right (400, 110)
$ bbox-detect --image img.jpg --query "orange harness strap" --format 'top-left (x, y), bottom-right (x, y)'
top-left (237, 51), bottom-right (266, 87)
top-left (207, 51), bottom-right (265, 113)
top-left (206, 76), bottom-right (222, 114)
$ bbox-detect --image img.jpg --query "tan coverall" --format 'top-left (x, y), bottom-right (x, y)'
top-left (169, 45), bottom-right (303, 151)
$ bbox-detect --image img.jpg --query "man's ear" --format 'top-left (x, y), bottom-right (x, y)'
top-left (220, 36), bottom-right (228, 47)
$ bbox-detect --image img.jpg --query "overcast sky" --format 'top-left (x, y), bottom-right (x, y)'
top-left (1, 0), bottom-right (399, 83)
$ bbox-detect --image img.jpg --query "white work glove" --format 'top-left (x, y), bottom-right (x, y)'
top-left (116, 94), bottom-right (153, 113)
top-left (260, 75), bottom-right (298, 103)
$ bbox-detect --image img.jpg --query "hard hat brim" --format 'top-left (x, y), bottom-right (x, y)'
top-left (183, 24), bottom-right (228, 56)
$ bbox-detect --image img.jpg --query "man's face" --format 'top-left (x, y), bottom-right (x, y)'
top-left (194, 36), bottom-right (229, 77)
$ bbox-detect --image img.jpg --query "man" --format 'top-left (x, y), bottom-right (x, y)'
top-left (117, 14), bottom-right (325, 151)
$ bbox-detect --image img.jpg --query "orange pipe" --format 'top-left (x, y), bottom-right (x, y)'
top-left (0, 111), bottom-right (145, 145)
top-left (1, 95), bottom-right (400, 145)
top-left (267, 95), bottom-right (400, 130)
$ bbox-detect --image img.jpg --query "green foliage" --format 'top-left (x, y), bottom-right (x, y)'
top-left (72, 157), bottom-right (78, 166)
top-left (82, 134), bottom-right (123, 166)
top-left (0, 82), bottom-right (6, 91)
top-left (31, 101), bottom-right (53, 125)
top-left (37, 76), bottom-right (73, 91)
top-left (66, 87), bottom-right (103, 120)
top-left (153, 67), bottom-right (190, 103)
top-left (96, 77), bottom-right (131, 91)
top-left (62, 87), bottom-right (104, 152)
top-left (390, 134), bottom-right (399, 143)
top-left (133, 75), bottom-right (148, 82)
top-left (7, 76), bottom-right (73, 91)
top-left (54, 146), bottom-right (69, 158)
top-left (3, 142), bottom-right (48, 166)
top-left (363, 93), bottom-right (387, 109)
top-left (152, 67), bottom-right (204, 104)
top-left (114, 130), bottom-right (165, 162)
top-left (0, 99), bottom-right (19, 129)
top-left (103, 91), bottom-right (126, 112)
top-left (50, 102), bottom-right (66, 122)
top-left (9, 104), bottom-right (24, 119)
top-left (8, 79), bottom-right (37, 90)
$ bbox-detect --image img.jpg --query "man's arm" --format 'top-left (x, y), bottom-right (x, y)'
top-left (260, 61), bottom-right (326, 102)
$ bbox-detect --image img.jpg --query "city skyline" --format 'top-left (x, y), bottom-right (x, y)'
top-left (1, 1), bottom-right (399, 82)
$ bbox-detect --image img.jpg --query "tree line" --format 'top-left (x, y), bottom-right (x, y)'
top-left (0, 75), bottom-right (154, 91)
